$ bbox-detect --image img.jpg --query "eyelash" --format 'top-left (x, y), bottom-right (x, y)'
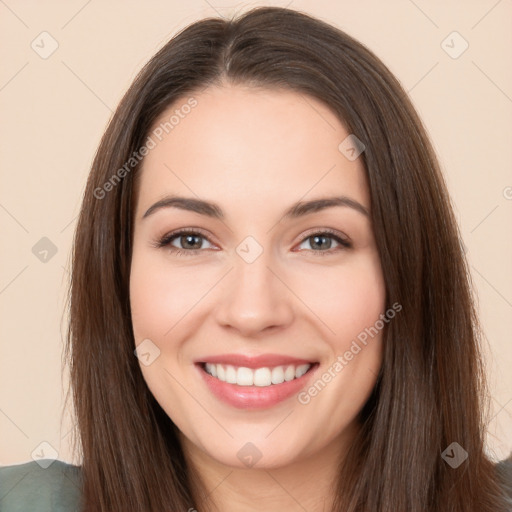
top-left (152, 228), bottom-right (352, 257)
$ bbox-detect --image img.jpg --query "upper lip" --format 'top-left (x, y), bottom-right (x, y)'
top-left (196, 353), bottom-right (316, 369)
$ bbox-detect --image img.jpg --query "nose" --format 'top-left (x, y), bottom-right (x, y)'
top-left (214, 251), bottom-right (295, 337)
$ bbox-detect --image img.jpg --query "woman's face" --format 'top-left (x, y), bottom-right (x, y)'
top-left (130, 84), bottom-right (386, 469)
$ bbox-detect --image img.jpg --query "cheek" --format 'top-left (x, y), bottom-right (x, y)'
top-left (129, 251), bottom-right (204, 421)
top-left (129, 252), bottom-right (212, 342)
top-left (293, 252), bottom-right (386, 343)
top-left (293, 254), bottom-right (386, 426)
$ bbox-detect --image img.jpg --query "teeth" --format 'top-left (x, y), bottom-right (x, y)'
top-left (205, 363), bottom-right (217, 377)
top-left (237, 367), bottom-right (254, 386)
top-left (295, 364), bottom-right (310, 378)
top-left (204, 363), bottom-right (312, 387)
top-left (284, 365), bottom-right (295, 381)
top-left (271, 366), bottom-right (285, 384)
top-left (225, 365), bottom-right (237, 384)
top-left (254, 367), bottom-right (272, 387)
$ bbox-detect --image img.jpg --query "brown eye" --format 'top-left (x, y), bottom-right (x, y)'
top-left (156, 230), bottom-right (216, 253)
top-left (174, 233), bottom-right (204, 250)
top-left (297, 231), bottom-right (351, 252)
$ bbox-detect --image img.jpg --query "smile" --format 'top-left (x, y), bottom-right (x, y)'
top-left (196, 355), bottom-right (318, 409)
top-left (203, 362), bottom-right (312, 387)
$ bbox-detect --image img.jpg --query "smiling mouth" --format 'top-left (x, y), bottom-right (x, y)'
top-left (200, 362), bottom-right (316, 387)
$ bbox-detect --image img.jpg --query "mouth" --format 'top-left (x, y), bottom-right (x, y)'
top-left (195, 356), bottom-right (319, 409)
top-left (201, 362), bottom-right (313, 387)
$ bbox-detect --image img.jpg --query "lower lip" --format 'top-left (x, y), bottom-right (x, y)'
top-left (197, 363), bottom-right (318, 410)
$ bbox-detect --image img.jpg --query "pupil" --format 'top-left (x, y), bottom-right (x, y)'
top-left (182, 234), bottom-right (202, 249)
top-left (311, 235), bottom-right (331, 250)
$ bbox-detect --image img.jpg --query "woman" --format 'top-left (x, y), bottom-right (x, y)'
top-left (1, 6), bottom-right (511, 511)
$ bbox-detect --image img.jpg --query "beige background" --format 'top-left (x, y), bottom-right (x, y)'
top-left (0, 0), bottom-right (511, 466)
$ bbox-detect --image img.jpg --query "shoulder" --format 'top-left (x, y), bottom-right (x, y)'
top-left (496, 455), bottom-right (512, 507)
top-left (0, 459), bottom-right (82, 512)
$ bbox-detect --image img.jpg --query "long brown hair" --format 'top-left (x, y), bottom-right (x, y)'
top-left (63, 6), bottom-right (509, 510)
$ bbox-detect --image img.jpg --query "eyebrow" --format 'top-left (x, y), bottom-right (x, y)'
top-left (142, 195), bottom-right (369, 220)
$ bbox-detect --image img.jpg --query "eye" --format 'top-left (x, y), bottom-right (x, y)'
top-left (296, 230), bottom-right (351, 253)
top-left (154, 229), bottom-right (216, 255)
top-left (153, 228), bottom-right (351, 256)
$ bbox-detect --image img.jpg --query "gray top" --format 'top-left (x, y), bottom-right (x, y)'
top-left (0, 460), bottom-right (82, 512)
top-left (1, 457), bottom-right (512, 511)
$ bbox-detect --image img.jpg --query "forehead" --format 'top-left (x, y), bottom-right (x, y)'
top-left (136, 84), bottom-right (370, 216)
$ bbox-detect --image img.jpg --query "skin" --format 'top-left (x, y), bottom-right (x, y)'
top-left (130, 83), bottom-right (386, 512)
